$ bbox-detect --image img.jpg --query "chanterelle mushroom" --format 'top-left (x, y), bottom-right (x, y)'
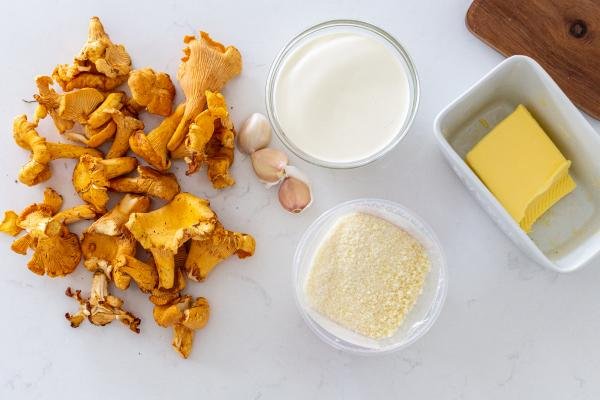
top-left (73, 155), bottom-right (137, 212)
top-left (65, 271), bottom-right (140, 333)
top-left (149, 247), bottom-right (187, 306)
top-left (127, 68), bottom-right (176, 116)
top-left (172, 91), bottom-right (235, 184)
top-left (87, 92), bottom-right (124, 129)
top-left (167, 32), bottom-right (242, 151)
top-left (64, 121), bottom-right (117, 148)
top-left (53, 16), bottom-right (131, 91)
top-left (3, 188), bottom-right (96, 277)
top-left (129, 103), bottom-right (184, 170)
top-left (0, 211), bottom-right (22, 236)
top-left (13, 115), bottom-right (102, 186)
top-left (33, 76), bottom-right (105, 134)
top-left (125, 193), bottom-right (217, 289)
top-left (81, 194), bottom-right (151, 290)
top-left (185, 222), bottom-right (255, 281)
top-left (113, 254), bottom-right (159, 292)
top-left (153, 295), bottom-right (210, 358)
top-left (109, 166), bottom-right (180, 201)
top-left (89, 193), bottom-right (149, 236)
top-left (203, 119), bottom-right (235, 189)
top-left (105, 109), bottom-right (144, 159)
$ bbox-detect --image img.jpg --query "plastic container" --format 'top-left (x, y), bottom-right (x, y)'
top-left (293, 198), bottom-right (447, 355)
top-left (434, 55), bottom-right (600, 272)
top-left (266, 20), bottom-right (420, 169)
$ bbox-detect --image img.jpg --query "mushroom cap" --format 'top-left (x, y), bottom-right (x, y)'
top-left (177, 32), bottom-right (241, 104)
top-left (153, 296), bottom-right (188, 327)
top-left (53, 69), bottom-right (127, 91)
top-left (51, 16), bottom-right (132, 92)
top-left (182, 297), bottom-right (210, 330)
top-left (167, 31), bottom-right (242, 151)
top-left (58, 88), bottom-right (105, 124)
top-left (73, 155), bottom-right (137, 212)
top-left (73, 158), bottom-right (110, 213)
top-left (81, 230), bottom-right (136, 274)
top-left (172, 324), bottom-right (194, 359)
top-left (128, 68), bottom-right (175, 116)
top-left (125, 192), bottom-right (216, 252)
top-left (28, 231), bottom-right (81, 277)
top-left (17, 203), bottom-right (54, 239)
top-left (0, 211), bottom-right (23, 237)
top-left (185, 224), bottom-right (255, 281)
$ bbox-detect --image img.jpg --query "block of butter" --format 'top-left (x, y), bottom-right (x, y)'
top-left (466, 104), bottom-right (576, 233)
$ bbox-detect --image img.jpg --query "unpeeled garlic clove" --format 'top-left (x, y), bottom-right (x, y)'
top-left (238, 113), bottom-right (272, 154)
top-left (251, 148), bottom-right (288, 186)
top-left (278, 165), bottom-right (312, 214)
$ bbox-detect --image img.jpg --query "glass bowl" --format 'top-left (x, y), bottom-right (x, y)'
top-left (265, 20), bottom-right (420, 169)
top-left (293, 198), bottom-right (447, 355)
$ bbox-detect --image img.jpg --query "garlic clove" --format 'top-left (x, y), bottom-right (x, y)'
top-left (238, 113), bottom-right (272, 154)
top-left (278, 165), bottom-right (313, 214)
top-left (251, 148), bottom-right (288, 186)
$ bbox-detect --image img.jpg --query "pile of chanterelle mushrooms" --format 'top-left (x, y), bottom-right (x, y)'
top-left (0, 16), bottom-right (255, 358)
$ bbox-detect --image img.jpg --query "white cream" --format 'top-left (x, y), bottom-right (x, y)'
top-left (274, 31), bottom-right (410, 164)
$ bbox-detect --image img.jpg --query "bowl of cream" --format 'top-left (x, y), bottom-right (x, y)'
top-left (266, 20), bottom-right (420, 168)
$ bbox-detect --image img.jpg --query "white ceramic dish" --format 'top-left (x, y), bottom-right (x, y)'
top-left (434, 55), bottom-right (600, 272)
top-left (293, 198), bottom-right (447, 355)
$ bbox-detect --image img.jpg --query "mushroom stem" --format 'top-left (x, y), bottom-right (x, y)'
top-left (87, 92), bottom-right (123, 129)
top-left (105, 109), bottom-right (144, 159)
top-left (52, 204), bottom-right (97, 225)
top-left (150, 105), bottom-right (184, 148)
top-left (114, 255), bottom-right (158, 291)
top-left (167, 97), bottom-right (204, 151)
top-left (102, 157), bottom-right (138, 179)
top-left (129, 103), bottom-right (184, 170)
top-left (46, 142), bottom-right (102, 160)
top-left (89, 194), bottom-right (149, 235)
top-left (151, 248), bottom-right (175, 289)
top-left (13, 115), bottom-right (48, 151)
top-left (65, 121), bottom-right (117, 147)
top-left (87, 122), bottom-right (117, 147)
top-left (109, 166), bottom-right (180, 201)
top-left (13, 115), bottom-right (101, 186)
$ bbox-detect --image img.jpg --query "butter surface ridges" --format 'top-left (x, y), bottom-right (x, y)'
top-left (521, 172), bottom-right (575, 232)
top-left (466, 104), bottom-right (576, 233)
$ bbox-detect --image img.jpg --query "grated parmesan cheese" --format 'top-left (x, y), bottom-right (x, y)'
top-left (305, 212), bottom-right (430, 339)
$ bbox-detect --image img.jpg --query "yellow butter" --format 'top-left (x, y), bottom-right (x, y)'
top-left (466, 105), bottom-right (575, 232)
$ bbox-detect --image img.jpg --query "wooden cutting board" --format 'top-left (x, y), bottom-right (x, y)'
top-left (466, 0), bottom-right (600, 119)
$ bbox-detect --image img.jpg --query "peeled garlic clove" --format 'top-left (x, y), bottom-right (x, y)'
top-left (278, 166), bottom-right (312, 214)
top-left (251, 148), bottom-right (288, 186)
top-left (238, 113), bottom-right (272, 154)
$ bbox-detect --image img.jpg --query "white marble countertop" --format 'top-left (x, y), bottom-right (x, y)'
top-left (1, 1), bottom-right (599, 399)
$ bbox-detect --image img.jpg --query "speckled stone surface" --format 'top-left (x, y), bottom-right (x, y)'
top-left (1, 1), bottom-right (599, 399)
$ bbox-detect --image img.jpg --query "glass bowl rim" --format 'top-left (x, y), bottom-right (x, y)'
top-left (265, 19), bottom-right (421, 169)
